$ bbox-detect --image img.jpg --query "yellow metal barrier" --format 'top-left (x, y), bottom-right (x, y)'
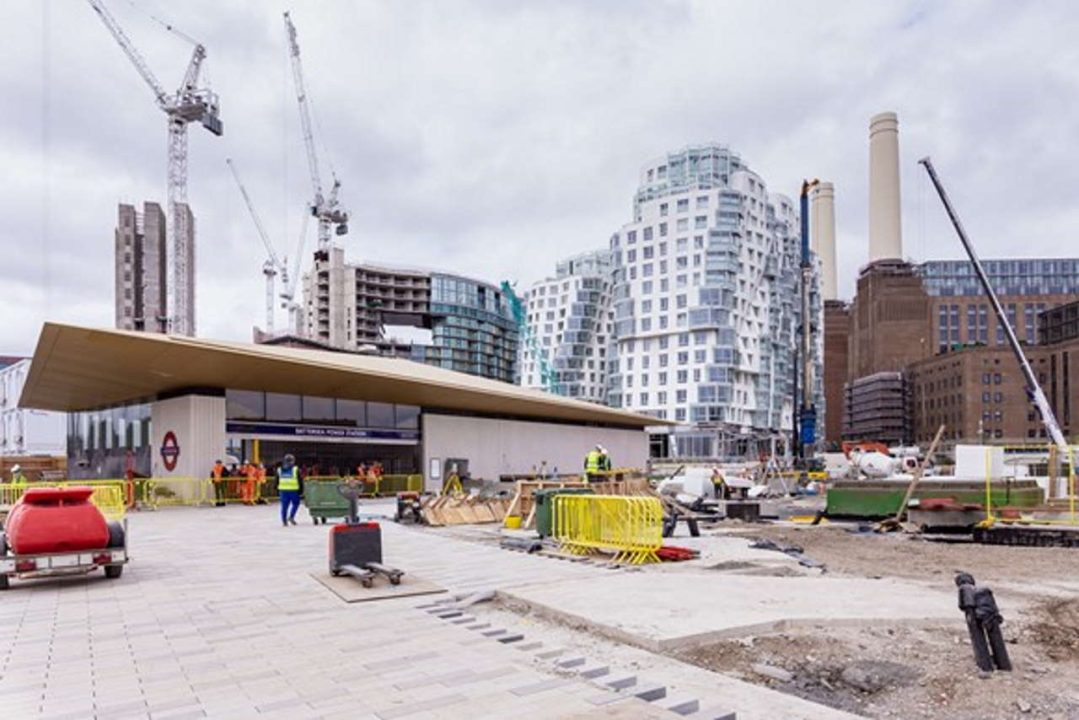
top-left (553, 494), bottom-right (663, 565)
top-left (982, 445), bottom-right (1077, 527)
top-left (0, 481), bottom-right (128, 521)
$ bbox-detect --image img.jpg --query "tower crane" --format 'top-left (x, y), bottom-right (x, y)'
top-left (226, 158), bottom-right (288, 335)
top-left (283, 11), bottom-right (349, 258)
top-left (87, 0), bottom-right (223, 336)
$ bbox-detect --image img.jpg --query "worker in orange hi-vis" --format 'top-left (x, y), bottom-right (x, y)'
top-left (242, 461), bottom-right (259, 505)
top-left (255, 462), bottom-right (267, 504)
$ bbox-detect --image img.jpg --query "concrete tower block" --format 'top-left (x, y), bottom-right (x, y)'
top-left (811, 182), bottom-right (838, 301)
top-left (868, 111), bottom-right (903, 262)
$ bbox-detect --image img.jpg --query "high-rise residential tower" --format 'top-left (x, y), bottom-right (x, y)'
top-left (115, 202), bottom-right (168, 333)
top-left (607, 144), bottom-right (821, 457)
top-left (521, 250), bottom-right (615, 403)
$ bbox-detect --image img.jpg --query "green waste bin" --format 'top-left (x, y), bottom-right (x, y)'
top-left (534, 488), bottom-right (594, 538)
top-left (303, 480), bottom-right (351, 525)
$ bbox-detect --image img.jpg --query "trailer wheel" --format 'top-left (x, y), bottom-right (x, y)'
top-left (104, 564), bottom-right (123, 579)
top-left (106, 522), bottom-right (125, 549)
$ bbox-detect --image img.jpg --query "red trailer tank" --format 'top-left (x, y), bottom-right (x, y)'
top-left (5, 487), bottom-right (110, 555)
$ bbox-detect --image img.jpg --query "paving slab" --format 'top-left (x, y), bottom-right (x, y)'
top-left (502, 571), bottom-right (956, 650)
top-left (309, 572), bottom-right (445, 602)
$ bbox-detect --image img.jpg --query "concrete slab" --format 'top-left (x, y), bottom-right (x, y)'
top-left (310, 572), bottom-right (446, 603)
top-left (503, 571), bottom-right (955, 650)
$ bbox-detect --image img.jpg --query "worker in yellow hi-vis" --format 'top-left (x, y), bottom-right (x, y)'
top-left (10, 464), bottom-right (28, 488)
top-left (584, 445), bottom-right (604, 482)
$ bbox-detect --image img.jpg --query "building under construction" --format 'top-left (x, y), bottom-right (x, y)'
top-left (300, 247), bottom-right (519, 383)
top-left (114, 202), bottom-right (194, 335)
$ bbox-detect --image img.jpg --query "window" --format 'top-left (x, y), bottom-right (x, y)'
top-left (696, 196), bottom-right (709, 209)
top-left (659, 354), bottom-right (669, 367)
top-left (639, 393), bottom-right (649, 405)
top-left (660, 203), bottom-right (668, 217)
top-left (302, 396), bottom-right (335, 423)
top-left (395, 405), bottom-right (420, 429)
top-left (336, 399), bottom-right (366, 426)
top-left (627, 249), bottom-right (637, 262)
top-left (266, 393), bottom-right (302, 422)
top-left (626, 230), bottom-right (637, 245)
top-left (367, 402), bottom-right (395, 428)
top-left (659, 223), bottom-right (668, 237)
top-left (643, 227), bottom-right (653, 241)
top-left (677, 199), bottom-right (689, 213)
top-left (676, 389), bottom-right (687, 403)
top-left (694, 215), bottom-right (707, 229)
top-left (643, 246), bottom-right (654, 260)
top-left (677, 370), bottom-right (688, 383)
top-left (677, 352), bottom-right (689, 365)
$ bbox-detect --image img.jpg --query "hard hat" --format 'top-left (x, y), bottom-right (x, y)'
top-left (284, 454), bottom-right (295, 463)
top-left (11, 464), bottom-right (20, 473)
top-left (595, 444), bottom-right (603, 450)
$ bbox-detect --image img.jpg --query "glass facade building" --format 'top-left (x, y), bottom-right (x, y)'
top-left (918, 258), bottom-right (1079, 354)
top-left (521, 250), bottom-right (615, 402)
top-left (421, 273), bottom-right (519, 383)
top-left (301, 248), bottom-right (518, 383)
top-left (918, 258), bottom-right (1079, 297)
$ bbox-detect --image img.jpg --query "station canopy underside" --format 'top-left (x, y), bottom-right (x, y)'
top-left (20, 323), bottom-right (662, 429)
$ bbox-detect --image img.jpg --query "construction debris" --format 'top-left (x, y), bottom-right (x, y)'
top-left (420, 493), bottom-right (510, 526)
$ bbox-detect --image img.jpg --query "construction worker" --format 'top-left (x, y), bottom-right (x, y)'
top-left (211, 460), bottom-right (226, 506)
top-left (584, 445), bottom-right (604, 482)
top-left (278, 454), bottom-right (302, 527)
top-left (10, 464), bottom-right (28, 489)
top-left (242, 461), bottom-right (259, 505)
top-left (599, 446), bottom-right (612, 473)
top-left (255, 462), bottom-right (267, 504)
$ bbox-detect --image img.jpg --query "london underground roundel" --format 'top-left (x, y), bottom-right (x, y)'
top-left (160, 431), bottom-right (180, 472)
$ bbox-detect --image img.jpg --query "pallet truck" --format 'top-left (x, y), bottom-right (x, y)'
top-left (328, 483), bottom-right (405, 588)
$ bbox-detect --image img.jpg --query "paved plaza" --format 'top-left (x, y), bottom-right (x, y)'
top-left (0, 503), bottom-right (862, 719)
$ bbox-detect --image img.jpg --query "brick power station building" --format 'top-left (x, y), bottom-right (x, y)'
top-left (820, 113), bottom-right (1079, 448)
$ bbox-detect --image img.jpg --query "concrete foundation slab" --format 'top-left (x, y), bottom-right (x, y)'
top-left (503, 572), bottom-right (956, 650)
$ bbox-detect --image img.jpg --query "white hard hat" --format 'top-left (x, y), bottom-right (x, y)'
top-left (11, 464), bottom-right (20, 473)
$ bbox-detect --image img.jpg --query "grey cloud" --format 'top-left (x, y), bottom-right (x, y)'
top-left (2, 0), bottom-right (1077, 355)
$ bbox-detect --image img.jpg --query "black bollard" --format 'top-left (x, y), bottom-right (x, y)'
top-left (955, 572), bottom-right (1012, 673)
top-left (974, 586), bottom-right (1012, 671)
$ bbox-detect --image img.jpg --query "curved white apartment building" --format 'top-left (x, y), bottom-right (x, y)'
top-left (607, 144), bottom-right (821, 455)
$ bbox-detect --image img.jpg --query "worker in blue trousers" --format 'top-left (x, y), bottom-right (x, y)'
top-left (278, 454), bottom-right (303, 527)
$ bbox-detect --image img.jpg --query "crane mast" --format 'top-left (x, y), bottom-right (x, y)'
top-left (283, 11), bottom-right (348, 256)
top-left (87, 0), bottom-right (223, 336)
top-left (226, 158), bottom-right (288, 334)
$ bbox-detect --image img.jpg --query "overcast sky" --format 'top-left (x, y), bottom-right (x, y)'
top-left (3, 0), bottom-right (1078, 354)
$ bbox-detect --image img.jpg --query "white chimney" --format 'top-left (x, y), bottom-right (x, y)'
top-left (811, 182), bottom-right (838, 300)
top-left (868, 111), bottom-right (902, 261)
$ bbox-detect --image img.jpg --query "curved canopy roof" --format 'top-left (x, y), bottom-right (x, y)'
top-left (20, 323), bottom-right (665, 429)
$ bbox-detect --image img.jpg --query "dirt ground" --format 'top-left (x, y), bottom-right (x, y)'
top-left (673, 523), bottom-right (1079, 720)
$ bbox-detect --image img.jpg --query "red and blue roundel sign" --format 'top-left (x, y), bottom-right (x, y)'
top-left (160, 431), bottom-right (180, 472)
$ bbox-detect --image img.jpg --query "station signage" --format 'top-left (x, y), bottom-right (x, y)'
top-left (160, 431), bottom-right (180, 471)
top-left (225, 421), bottom-right (419, 442)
